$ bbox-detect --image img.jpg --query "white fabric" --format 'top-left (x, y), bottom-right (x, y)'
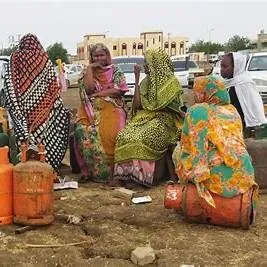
top-left (224, 52), bottom-right (266, 127)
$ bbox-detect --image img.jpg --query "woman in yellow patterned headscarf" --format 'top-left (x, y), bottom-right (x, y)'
top-left (113, 49), bottom-right (184, 187)
top-left (174, 75), bottom-right (258, 214)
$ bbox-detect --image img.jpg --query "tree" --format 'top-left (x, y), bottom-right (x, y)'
top-left (225, 35), bottom-right (255, 52)
top-left (0, 46), bottom-right (17, 56)
top-left (46, 43), bottom-right (69, 65)
top-left (189, 40), bottom-right (225, 54)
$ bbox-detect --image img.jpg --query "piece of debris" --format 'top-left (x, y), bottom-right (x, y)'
top-left (114, 187), bottom-right (136, 197)
top-left (55, 214), bottom-right (83, 225)
top-left (131, 246), bottom-right (156, 266)
top-left (132, 196), bottom-right (152, 204)
top-left (15, 226), bottom-right (34, 235)
top-left (54, 181), bottom-right (78, 190)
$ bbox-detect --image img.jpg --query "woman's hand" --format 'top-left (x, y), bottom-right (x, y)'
top-left (88, 62), bottom-right (103, 69)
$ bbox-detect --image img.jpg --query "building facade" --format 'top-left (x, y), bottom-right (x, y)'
top-left (75, 31), bottom-right (189, 65)
top-left (257, 30), bottom-right (267, 51)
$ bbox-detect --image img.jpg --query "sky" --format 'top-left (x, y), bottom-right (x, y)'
top-left (0, 0), bottom-right (266, 55)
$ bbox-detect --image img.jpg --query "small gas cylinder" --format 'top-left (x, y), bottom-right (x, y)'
top-left (13, 144), bottom-right (55, 226)
top-left (164, 182), bottom-right (254, 229)
top-left (0, 146), bottom-right (13, 225)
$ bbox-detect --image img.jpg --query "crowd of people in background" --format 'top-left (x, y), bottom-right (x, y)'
top-left (1, 33), bottom-right (266, 228)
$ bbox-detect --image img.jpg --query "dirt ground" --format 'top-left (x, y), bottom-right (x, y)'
top-left (0, 87), bottom-right (266, 266)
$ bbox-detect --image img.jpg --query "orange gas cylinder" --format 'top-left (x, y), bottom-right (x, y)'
top-left (164, 182), bottom-right (253, 229)
top-left (0, 146), bottom-right (13, 225)
top-left (13, 144), bottom-right (55, 226)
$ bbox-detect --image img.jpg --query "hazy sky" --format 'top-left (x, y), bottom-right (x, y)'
top-left (0, 0), bottom-right (266, 54)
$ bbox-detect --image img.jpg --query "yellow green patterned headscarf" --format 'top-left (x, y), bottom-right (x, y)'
top-left (140, 49), bottom-right (183, 112)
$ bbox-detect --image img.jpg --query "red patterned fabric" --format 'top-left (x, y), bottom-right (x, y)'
top-left (11, 34), bottom-right (59, 131)
top-left (4, 33), bottom-right (69, 170)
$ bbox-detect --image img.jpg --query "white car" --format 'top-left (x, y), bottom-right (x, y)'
top-left (64, 64), bottom-right (83, 87)
top-left (246, 52), bottom-right (267, 104)
top-left (112, 56), bottom-right (146, 97)
top-left (0, 57), bottom-right (9, 105)
top-left (212, 60), bottom-right (221, 77)
top-left (172, 59), bottom-right (204, 88)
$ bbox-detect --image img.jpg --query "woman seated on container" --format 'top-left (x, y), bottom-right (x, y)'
top-left (175, 75), bottom-right (258, 219)
top-left (113, 49), bottom-right (185, 187)
top-left (74, 43), bottom-right (128, 183)
top-left (220, 52), bottom-right (266, 136)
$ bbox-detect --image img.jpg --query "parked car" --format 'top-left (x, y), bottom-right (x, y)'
top-left (172, 59), bottom-right (204, 88)
top-left (112, 56), bottom-right (146, 98)
top-left (64, 64), bottom-right (83, 87)
top-left (212, 60), bottom-right (221, 77)
top-left (0, 57), bottom-right (9, 105)
top-left (246, 52), bottom-right (267, 103)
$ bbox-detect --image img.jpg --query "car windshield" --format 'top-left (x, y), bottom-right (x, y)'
top-left (115, 63), bottom-right (144, 73)
top-left (112, 57), bottom-right (145, 73)
top-left (248, 55), bottom-right (267, 71)
top-left (172, 60), bottom-right (198, 71)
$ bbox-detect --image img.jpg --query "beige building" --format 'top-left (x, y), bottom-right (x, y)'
top-left (75, 31), bottom-right (189, 65)
top-left (257, 30), bottom-right (267, 51)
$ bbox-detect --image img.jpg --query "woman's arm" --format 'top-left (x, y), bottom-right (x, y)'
top-left (90, 88), bottom-right (122, 98)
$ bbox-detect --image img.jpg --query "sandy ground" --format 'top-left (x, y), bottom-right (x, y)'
top-left (0, 175), bottom-right (266, 266)
top-left (0, 87), bottom-right (266, 266)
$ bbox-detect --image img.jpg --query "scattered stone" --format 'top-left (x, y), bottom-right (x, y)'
top-left (131, 246), bottom-right (156, 266)
top-left (82, 224), bottom-right (103, 237)
top-left (15, 225), bottom-right (34, 234)
top-left (0, 231), bottom-right (6, 238)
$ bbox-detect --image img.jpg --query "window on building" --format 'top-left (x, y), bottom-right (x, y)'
top-left (171, 42), bottom-right (176, 56)
top-left (121, 43), bottom-right (127, 56)
top-left (138, 43), bottom-right (143, 49)
top-left (147, 40), bottom-right (149, 47)
top-left (132, 43), bottom-right (137, 55)
top-left (180, 42), bottom-right (184, 54)
top-left (159, 36), bottom-right (161, 42)
top-left (153, 38), bottom-right (155, 44)
top-left (164, 42), bottom-right (169, 48)
top-left (113, 45), bottom-right (117, 50)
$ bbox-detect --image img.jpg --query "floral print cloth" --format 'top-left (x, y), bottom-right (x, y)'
top-left (175, 75), bottom-right (258, 208)
top-left (74, 64), bottom-right (128, 182)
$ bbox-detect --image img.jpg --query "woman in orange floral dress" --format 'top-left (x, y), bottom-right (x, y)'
top-left (174, 75), bottom-right (258, 214)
